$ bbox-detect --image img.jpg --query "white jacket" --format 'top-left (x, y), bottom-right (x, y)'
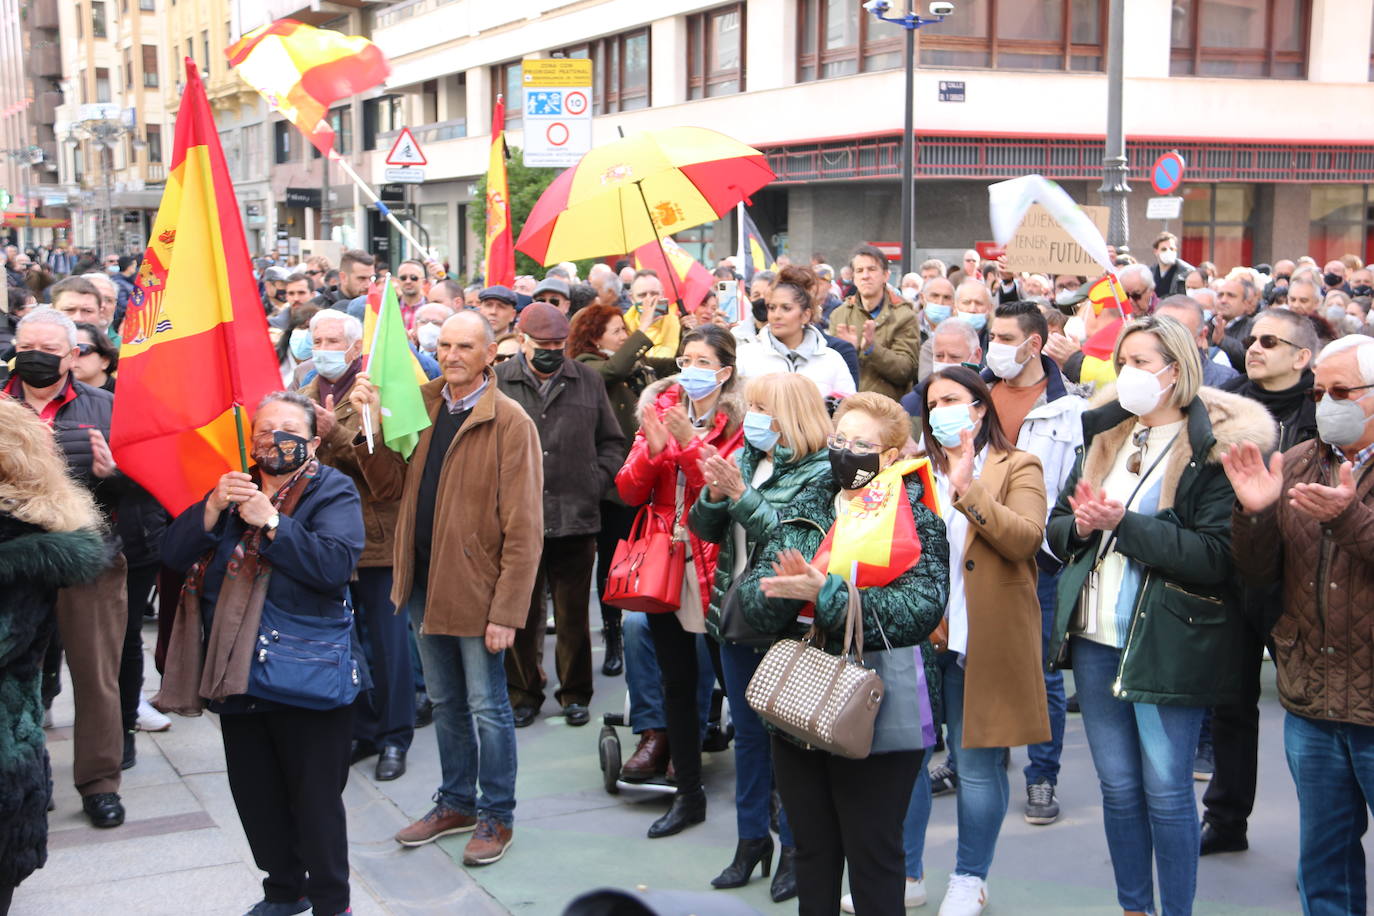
top-left (736, 325), bottom-right (857, 397)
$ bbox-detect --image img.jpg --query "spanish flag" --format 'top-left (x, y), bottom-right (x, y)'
top-left (484, 95), bottom-right (516, 288)
top-left (632, 235), bottom-right (714, 313)
top-left (738, 205), bottom-right (776, 285)
top-left (226, 19), bottom-right (389, 156)
top-left (812, 459), bottom-right (941, 588)
top-left (1081, 273), bottom-right (1130, 360)
top-left (110, 61), bottom-right (282, 515)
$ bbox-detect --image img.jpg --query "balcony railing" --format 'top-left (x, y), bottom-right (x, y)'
top-left (145, 162), bottom-right (166, 182)
top-left (375, 0), bottom-right (462, 29)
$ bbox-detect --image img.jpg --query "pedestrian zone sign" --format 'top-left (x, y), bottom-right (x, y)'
top-left (386, 128), bottom-right (427, 167)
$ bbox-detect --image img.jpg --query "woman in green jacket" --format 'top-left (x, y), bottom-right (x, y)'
top-left (1046, 314), bottom-right (1275, 916)
top-left (687, 372), bottom-right (834, 901)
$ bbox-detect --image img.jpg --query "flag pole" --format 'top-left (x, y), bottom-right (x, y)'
top-left (232, 403), bottom-right (249, 472)
top-left (360, 276), bottom-right (389, 454)
top-left (328, 151), bottom-right (435, 263)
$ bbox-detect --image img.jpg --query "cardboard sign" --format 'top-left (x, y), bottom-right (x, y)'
top-left (1004, 204), bottom-right (1109, 275)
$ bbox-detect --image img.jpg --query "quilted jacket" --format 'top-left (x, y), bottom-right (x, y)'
top-left (1232, 439), bottom-right (1374, 726)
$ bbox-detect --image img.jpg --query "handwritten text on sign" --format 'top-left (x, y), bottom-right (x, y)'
top-left (1004, 204), bottom-right (1109, 275)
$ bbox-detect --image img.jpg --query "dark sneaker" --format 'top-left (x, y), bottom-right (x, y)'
top-left (243, 898), bottom-right (310, 916)
top-left (394, 804), bottom-right (477, 847)
top-left (929, 761), bottom-right (959, 797)
top-left (1193, 740), bottom-right (1215, 781)
top-left (462, 818), bottom-right (513, 866)
top-left (82, 792), bottom-right (125, 828)
top-left (1024, 780), bottom-right (1060, 825)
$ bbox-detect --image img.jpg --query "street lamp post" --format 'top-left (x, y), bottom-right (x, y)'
top-left (1099, 0), bottom-right (1130, 252)
top-left (65, 111), bottom-right (138, 255)
top-left (863, 1), bottom-right (949, 278)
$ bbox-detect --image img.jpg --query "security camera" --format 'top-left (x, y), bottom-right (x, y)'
top-left (862, 0), bottom-right (891, 12)
top-left (930, 1), bottom-right (954, 15)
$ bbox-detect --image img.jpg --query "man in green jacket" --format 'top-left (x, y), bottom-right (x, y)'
top-left (828, 245), bottom-right (921, 400)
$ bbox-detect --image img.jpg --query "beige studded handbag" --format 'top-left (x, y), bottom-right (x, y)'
top-left (745, 582), bottom-right (885, 759)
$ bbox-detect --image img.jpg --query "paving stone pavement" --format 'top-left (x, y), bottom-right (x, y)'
top-left (14, 622), bottom-right (1363, 915)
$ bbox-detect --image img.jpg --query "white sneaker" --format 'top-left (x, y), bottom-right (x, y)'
top-left (841, 877), bottom-right (927, 912)
top-left (137, 697), bottom-right (172, 732)
top-left (937, 874), bottom-right (988, 916)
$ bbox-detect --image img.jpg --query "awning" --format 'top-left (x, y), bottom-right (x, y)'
top-left (1, 212), bottom-right (70, 228)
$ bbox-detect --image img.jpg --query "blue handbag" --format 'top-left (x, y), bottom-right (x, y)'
top-left (247, 602), bottom-right (362, 711)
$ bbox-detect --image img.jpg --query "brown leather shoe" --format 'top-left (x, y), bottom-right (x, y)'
top-left (394, 805), bottom-right (477, 847)
top-left (462, 818), bottom-right (513, 866)
top-left (621, 729), bottom-right (669, 781)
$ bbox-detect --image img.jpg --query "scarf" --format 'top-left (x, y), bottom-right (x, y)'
top-left (153, 459), bottom-right (320, 715)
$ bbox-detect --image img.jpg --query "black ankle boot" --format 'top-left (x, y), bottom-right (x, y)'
top-left (601, 617), bottom-right (624, 677)
top-left (711, 837), bottom-right (773, 888)
top-left (770, 845), bottom-right (798, 902)
top-left (647, 787), bottom-right (706, 838)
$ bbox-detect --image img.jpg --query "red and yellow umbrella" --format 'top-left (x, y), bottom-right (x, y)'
top-left (515, 126), bottom-right (774, 266)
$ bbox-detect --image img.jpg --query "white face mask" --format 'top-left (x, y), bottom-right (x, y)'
top-left (985, 340), bottom-right (1030, 380)
top-left (416, 322), bottom-right (442, 352)
top-left (1158, 249), bottom-right (1178, 268)
top-left (931, 360), bottom-right (962, 375)
top-left (1116, 363), bottom-right (1175, 416)
top-left (1064, 314), bottom-right (1087, 342)
top-left (901, 287), bottom-right (920, 301)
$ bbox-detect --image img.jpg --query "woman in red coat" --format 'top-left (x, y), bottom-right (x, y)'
top-left (615, 324), bottom-right (745, 838)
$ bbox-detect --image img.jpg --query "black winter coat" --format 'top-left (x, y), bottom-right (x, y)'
top-left (0, 513), bottom-right (104, 886)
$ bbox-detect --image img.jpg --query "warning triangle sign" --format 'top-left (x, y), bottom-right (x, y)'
top-left (386, 127), bottom-right (427, 166)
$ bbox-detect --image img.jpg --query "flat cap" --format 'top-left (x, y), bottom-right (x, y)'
top-left (517, 302), bottom-right (571, 340)
top-left (478, 284), bottom-right (518, 307)
top-left (532, 277), bottom-right (571, 300)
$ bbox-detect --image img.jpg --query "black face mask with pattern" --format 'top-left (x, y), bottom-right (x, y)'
top-left (253, 430), bottom-right (311, 475)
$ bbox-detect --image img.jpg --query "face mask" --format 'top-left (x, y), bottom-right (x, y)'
top-left (1352, 284), bottom-right (1374, 298)
top-left (957, 310), bottom-right (987, 332)
top-left (289, 328), bottom-right (313, 361)
top-left (924, 303), bottom-right (951, 324)
top-left (751, 297), bottom-right (768, 324)
top-left (530, 347), bottom-right (564, 374)
top-left (931, 360), bottom-right (961, 375)
top-left (1324, 272), bottom-right (1344, 288)
top-left (13, 349), bottom-right (64, 387)
top-left (901, 287), bottom-right (920, 301)
top-left (743, 410), bottom-right (780, 452)
top-left (106, 264), bottom-right (119, 274)
top-left (985, 340), bottom-right (1030, 380)
top-left (1202, 309), bottom-right (1214, 324)
top-left (273, 288), bottom-right (287, 302)
top-left (1064, 314), bottom-right (1086, 341)
top-left (312, 348), bottom-right (350, 381)
top-left (1116, 363), bottom-right (1175, 416)
top-left (1054, 288), bottom-right (1077, 306)
top-left (928, 403), bottom-right (977, 448)
top-left (417, 323), bottom-right (442, 352)
top-left (1157, 249), bottom-right (1177, 267)
top-left (678, 366), bottom-right (723, 401)
top-left (1315, 392), bottom-right (1374, 447)
top-left (253, 430), bottom-right (311, 475)
top-left (829, 447), bottom-right (883, 490)
top-left (1186, 287), bottom-right (1206, 302)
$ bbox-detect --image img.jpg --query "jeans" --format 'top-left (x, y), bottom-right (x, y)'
top-left (1073, 637), bottom-right (1205, 916)
top-left (720, 641), bottom-right (794, 846)
top-left (350, 567), bottom-right (415, 751)
top-left (904, 651), bottom-right (1009, 881)
top-left (1025, 570), bottom-right (1066, 786)
top-left (1284, 711), bottom-right (1374, 916)
top-left (623, 611), bottom-right (714, 734)
top-left (407, 582), bottom-right (518, 826)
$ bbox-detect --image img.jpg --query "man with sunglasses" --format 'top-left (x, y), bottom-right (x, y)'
top-left (1119, 264), bottom-right (1159, 316)
top-left (1226, 333), bottom-right (1374, 913)
top-left (394, 260), bottom-right (429, 330)
top-left (530, 276), bottom-right (571, 315)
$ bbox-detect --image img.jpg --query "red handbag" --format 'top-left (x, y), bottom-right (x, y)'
top-left (603, 505), bottom-right (686, 614)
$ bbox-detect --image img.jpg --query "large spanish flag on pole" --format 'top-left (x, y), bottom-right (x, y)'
top-left (110, 61), bottom-right (281, 515)
top-left (483, 95), bottom-right (516, 287)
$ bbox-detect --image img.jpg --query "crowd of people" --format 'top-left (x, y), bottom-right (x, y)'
top-left (2, 230), bottom-right (1374, 916)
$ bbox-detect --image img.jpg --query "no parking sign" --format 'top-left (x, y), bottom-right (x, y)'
top-left (1150, 151), bottom-right (1186, 196)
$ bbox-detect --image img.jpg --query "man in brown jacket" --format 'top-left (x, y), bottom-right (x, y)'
top-left (828, 245), bottom-right (921, 399)
top-left (1225, 333), bottom-right (1374, 913)
top-left (350, 310), bottom-right (542, 867)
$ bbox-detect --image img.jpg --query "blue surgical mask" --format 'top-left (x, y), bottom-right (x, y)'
top-left (958, 310), bottom-right (987, 332)
top-left (289, 328), bottom-right (313, 361)
top-left (924, 303), bottom-right (951, 324)
top-left (678, 366), bottom-right (723, 401)
top-left (743, 411), bottom-right (780, 452)
top-left (312, 348), bottom-right (350, 381)
top-left (928, 402), bottom-right (977, 448)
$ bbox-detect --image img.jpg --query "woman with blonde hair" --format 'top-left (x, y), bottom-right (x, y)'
top-left (1047, 314), bottom-right (1274, 916)
top-left (0, 398), bottom-right (104, 914)
top-left (688, 372), bottom-right (834, 901)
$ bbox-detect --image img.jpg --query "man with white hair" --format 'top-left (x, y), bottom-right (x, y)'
top-left (302, 309), bottom-right (416, 782)
top-left (412, 302), bottom-right (456, 356)
top-left (1225, 333), bottom-right (1374, 911)
top-left (82, 272), bottom-right (120, 337)
top-left (902, 316), bottom-right (983, 437)
top-left (1118, 263), bottom-right (1158, 315)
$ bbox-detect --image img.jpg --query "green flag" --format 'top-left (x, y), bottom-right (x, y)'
top-left (367, 279), bottom-right (430, 458)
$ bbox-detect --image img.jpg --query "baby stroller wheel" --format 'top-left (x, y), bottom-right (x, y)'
top-left (598, 725), bottom-right (622, 795)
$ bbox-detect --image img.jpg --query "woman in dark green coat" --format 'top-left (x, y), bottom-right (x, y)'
top-left (687, 372), bottom-right (835, 901)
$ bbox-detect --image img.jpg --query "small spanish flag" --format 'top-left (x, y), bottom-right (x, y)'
top-left (633, 235), bottom-right (715, 313)
top-left (226, 19), bottom-right (389, 156)
top-left (1080, 273), bottom-right (1130, 360)
top-left (812, 458), bottom-right (941, 589)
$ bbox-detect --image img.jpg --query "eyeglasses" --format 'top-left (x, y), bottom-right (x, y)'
top-left (1308, 383), bottom-right (1374, 403)
top-left (398, 274), bottom-right (423, 282)
top-left (305, 270), bottom-right (322, 277)
top-left (1126, 427), bottom-right (1150, 475)
top-left (1242, 334), bottom-right (1301, 351)
top-left (827, 433), bottom-right (883, 455)
top-left (675, 357), bottom-right (720, 370)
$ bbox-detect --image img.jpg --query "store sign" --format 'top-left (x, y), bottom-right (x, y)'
top-left (284, 187), bottom-right (321, 209)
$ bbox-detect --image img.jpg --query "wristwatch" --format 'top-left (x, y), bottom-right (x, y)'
top-left (264, 513), bottom-right (281, 533)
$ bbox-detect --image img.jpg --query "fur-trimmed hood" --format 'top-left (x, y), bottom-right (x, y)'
top-left (0, 517), bottom-right (106, 588)
top-left (1080, 384), bottom-right (1277, 510)
top-left (638, 373), bottom-right (747, 434)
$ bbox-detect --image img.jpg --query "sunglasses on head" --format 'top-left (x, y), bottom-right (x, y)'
top-left (1242, 334), bottom-right (1301, 351)
top-left (1309, 383), bottom-right (1374, 403)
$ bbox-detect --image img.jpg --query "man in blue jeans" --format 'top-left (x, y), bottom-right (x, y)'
top-left (352, 311), bottom-right (544, 867)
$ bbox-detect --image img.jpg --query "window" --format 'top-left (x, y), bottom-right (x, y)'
top-left (92, 1), bottom-right (107, 38)
top-left (1181, 184), bottom-right (1255, 273)
top-left (1170, 0), bottom-right (1308, 78)
top-left (77, 3), bottom-right (83, 39)
top-left (688, 4), bottom-right (745, 99)
top-left (330, 106), bottom-right (352, 155)
top-left (124, 49), bottom-right (132, 90)
top-left (273, 120), bottom-right (293, 164)
top-left (492, 61), bottom-right (522, 128)
top-left (95, 68), bottom-right (111, 103)
top-left (796, 0), bottom-right (900, 80)
top-left (140, 0), bottom-right (154, 11)
top-left (1310, 185), bottom-right (1373, 265)
top-left (421, 79), bottom-right (438, 123)
top-left (243, 123), bottom-right (263, 177)
top-left (142, 45), bottom-right (158, 87)
top-left (419, 203), bottom-right (449, 263)
top-left (912, 0), bottom-right (1105, 71)
top-left (555, 28), bottom-right (651, 113)
top-left (363, 95), bottom-right (402, 150)
top-left (146, 124), bottom-right (162, 164)
top-left (202, 31), bottom-right (210, 74)
top-left (186, 38), bottom-right (194, 66)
